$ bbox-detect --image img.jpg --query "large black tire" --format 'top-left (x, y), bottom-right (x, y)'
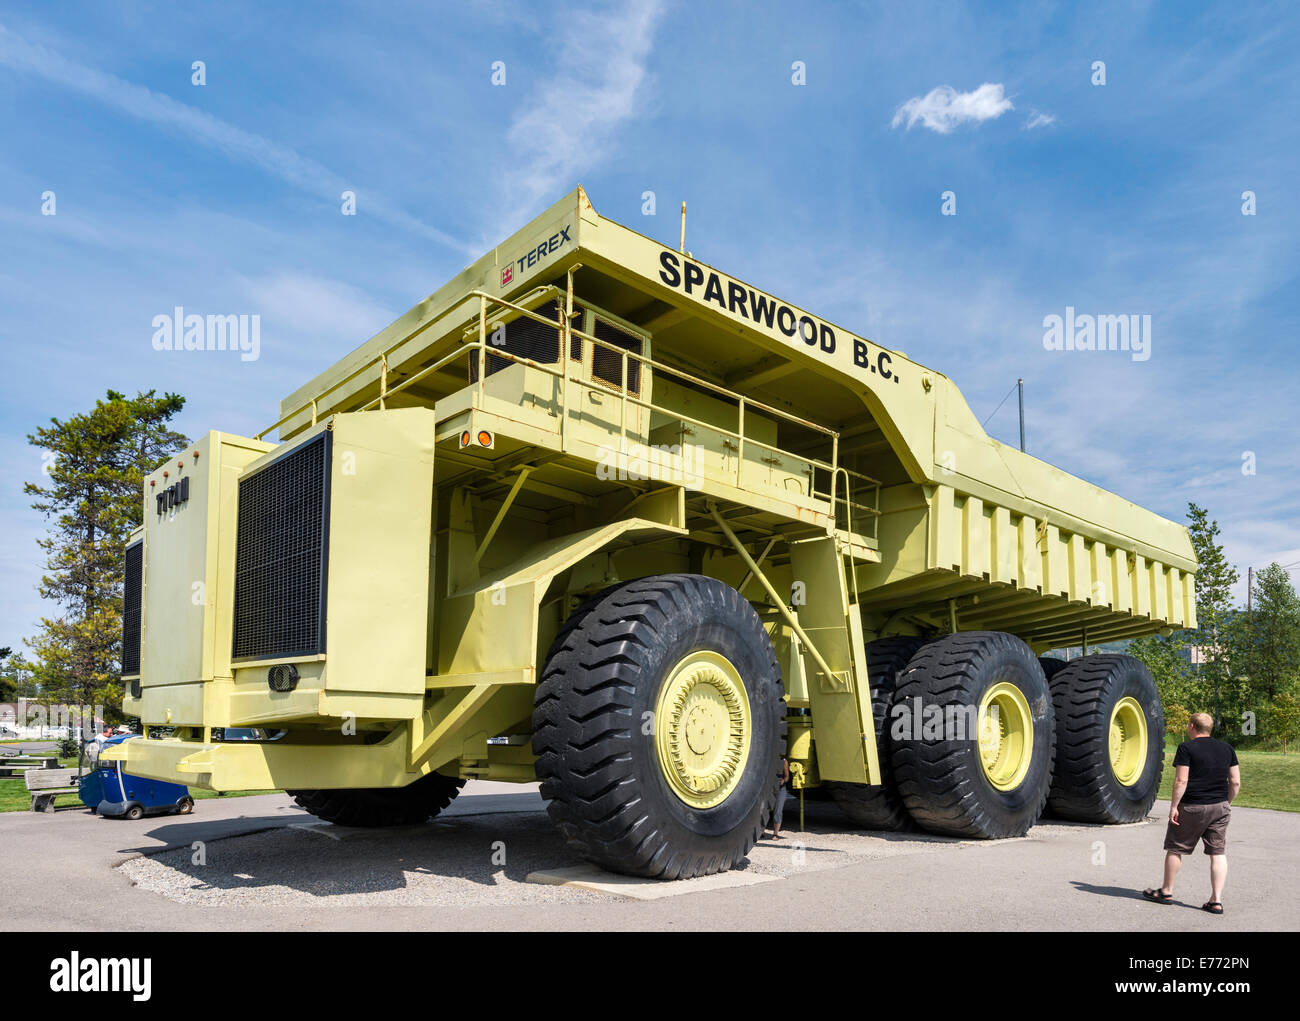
top-left (829, 636), bottom-right (927, 830)
top-left (288, 771), bottom-right (465, 827)
top-left (1039, 656), bottom-right (1069, 681)
top-left (1047, 654), bottom-right (1165, 823)
top-left (892, 631), bottom-right (1055, 838)
top-left (532, 574), bottom-right (785, 879)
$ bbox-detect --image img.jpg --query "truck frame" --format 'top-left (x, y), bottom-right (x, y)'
top-left (108, 187), bottom-right (1196, 878)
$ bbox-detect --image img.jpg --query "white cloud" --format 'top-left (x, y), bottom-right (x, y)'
top-left (495, 0), bottom-right (665, 232)
top-left (242, 272), bottom-right (395, 350)
top-left (891, 82), bottom-right (1013, 134)
top-left (0, 25), bottom-right (470, 254)
top-left (1024, 109), bottom-right (1056, 130)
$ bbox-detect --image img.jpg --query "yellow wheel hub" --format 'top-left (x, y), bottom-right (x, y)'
top-left (977, 681), bottom-right (1034, 791)
top-left (1109, 696), bottom-right (1148, 786)
top-left (654, 650), bottom-right (752, 809)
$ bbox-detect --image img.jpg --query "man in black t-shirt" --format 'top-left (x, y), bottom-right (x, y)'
top-left (1143, 713), bottom-right (1241, 914)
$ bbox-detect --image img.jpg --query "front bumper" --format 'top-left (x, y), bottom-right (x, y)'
top-left (99, 730), bottom-right (414, 792)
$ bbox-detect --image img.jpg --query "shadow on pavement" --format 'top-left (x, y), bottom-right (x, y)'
top-left (1069, 880), bottom-right (1149, 902)
top-left (124, 811), bottom-right (585, 899)
top-left (116, 812), bottom-right (306, 855)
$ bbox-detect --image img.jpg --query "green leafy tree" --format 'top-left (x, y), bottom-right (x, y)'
top-left (0, 646), bottom-right (13, 703)
top-left (1127, 631), bottom-right (1192, 711)
top-left (0, 648), bottom-right (37, 703)
top-left (24, 390), bottom-right (188, 719)
top-left (1164, 703), bottom-right (1190, 741)
top-left (1241, 564), bottom-right (1300, 700)
top-left (1261, 691), bottom-right (1300, 753)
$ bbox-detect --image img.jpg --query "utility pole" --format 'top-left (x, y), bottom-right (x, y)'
top-left (1247, 565), bottom-right (1253, 613)
top-left (1017, 379), bottom-right (1025, 452)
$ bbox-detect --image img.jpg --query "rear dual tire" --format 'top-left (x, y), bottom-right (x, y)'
top-left (829, 636), bottom-right (926, 831)
top-left (1047, 654), bottom-right (1164, 823)
top-left (891, 632), bottom-right (1055, 839)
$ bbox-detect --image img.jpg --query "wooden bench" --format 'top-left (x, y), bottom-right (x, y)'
top-left (24, 767), bottom-right (81, 812)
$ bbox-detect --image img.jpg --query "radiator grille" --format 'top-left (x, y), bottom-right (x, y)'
top-left (469, 301), bottom-right (571, 381)
top-left (591, 315), bottom-right (643, 394)
top-left (232, 433), bottom-right (330, 660)
top-left (122, 541), bottom-right (143, 676)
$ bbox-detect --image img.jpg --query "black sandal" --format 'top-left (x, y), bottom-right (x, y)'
top-left (1202, 901), bottom-right (1224, 914)
top-left (1143, 888), bottom-right (1173, 903)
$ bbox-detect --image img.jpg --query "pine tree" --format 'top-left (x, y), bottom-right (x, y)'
top-left (1185, 503), bottom-right (1240, 731)
top-left (23, 390), bottom-right (187, 716)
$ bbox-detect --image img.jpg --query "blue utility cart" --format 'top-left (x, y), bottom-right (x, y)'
top-left (79, 734), bottom-right (194, 819)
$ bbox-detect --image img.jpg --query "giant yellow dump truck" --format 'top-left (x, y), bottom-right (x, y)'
top-left (109, 187), bottom-right (1196, 878)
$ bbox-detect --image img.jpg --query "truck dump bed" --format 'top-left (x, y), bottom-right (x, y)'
top-left (271, 186), bottom-right (1195, 652)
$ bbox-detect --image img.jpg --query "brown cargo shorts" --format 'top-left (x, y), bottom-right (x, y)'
top-left (1164, 801), bottom-right (1231, 855)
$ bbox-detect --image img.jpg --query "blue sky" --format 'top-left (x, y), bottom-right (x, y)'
top-left (1, 0), bottom-right (1297, 652)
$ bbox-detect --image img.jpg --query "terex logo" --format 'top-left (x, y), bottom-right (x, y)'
top-left (505, 226), bottom-right (572, 283)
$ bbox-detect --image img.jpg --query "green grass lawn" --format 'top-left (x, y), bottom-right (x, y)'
top-left (1157, 739), bottom-right (1300, 813)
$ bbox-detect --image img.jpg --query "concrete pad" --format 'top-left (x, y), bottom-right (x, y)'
top-left (525, 863), bottom-right (778, 899)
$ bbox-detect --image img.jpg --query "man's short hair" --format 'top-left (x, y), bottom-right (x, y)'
top-left (1189, 712), bottom-right (1213, 734)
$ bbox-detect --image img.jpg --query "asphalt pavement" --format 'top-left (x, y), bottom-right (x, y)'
top-left (1, 782), bottom-right (1295, 931)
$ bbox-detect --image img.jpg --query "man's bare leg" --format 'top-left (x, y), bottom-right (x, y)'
top-left (1209, 854), bottom-right (1227, 903)
top-left (1162, 851), bottom-right (1183, 895)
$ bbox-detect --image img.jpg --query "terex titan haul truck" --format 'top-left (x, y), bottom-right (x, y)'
top-left (107, 187), bottom-right (1195, 879)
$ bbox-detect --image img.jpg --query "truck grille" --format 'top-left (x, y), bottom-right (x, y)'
top-left (469, 301), bottom-right (579, 381)
top-left (232, 433), bottom-right (331, 660)
top-left (591, 315), bottom-right (643, 394)
top-left (122, 540), bottom-right (143, 676)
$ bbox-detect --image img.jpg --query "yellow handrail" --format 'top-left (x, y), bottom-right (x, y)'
top-left (257, 288), bottom-right (883, 534)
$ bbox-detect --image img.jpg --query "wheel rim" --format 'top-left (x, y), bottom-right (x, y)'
top-left (1109, 696), bottom-right (1148, 786)
top-left (977, 681), bottom-right (1034, 791)
top-left (654, 650), bottom-right (752, 809)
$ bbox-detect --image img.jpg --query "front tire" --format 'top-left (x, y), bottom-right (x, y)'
top-left (891, 632), bottom-right (1055, 838)
top-left (1047, 654), bottom-right (1164, 823)
top-left (532, 575), bottom-right (785, 879)
top-left (288, 772), bottom-right (465, 827)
